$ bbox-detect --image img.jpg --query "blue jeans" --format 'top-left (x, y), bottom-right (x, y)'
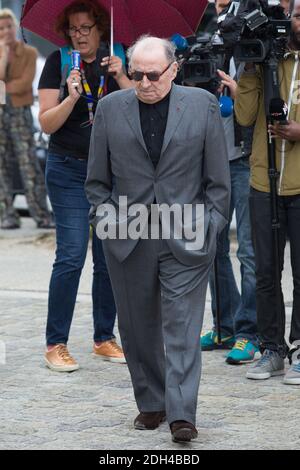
top-left (45, 153), bottom-right (116, 346)
top-left (209, 157), bottom-right (257, 344)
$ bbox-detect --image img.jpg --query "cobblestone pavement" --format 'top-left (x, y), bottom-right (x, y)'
top-left (0, 219), bottom-right (299, 450)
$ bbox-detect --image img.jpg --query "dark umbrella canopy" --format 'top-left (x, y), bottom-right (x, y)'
top-left (21, 0), bottom-right (208, 47)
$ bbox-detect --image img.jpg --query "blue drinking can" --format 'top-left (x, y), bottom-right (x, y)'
top-left (71, 50), bottom-right (81, 70)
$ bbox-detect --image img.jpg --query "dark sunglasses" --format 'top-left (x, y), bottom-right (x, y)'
top-left (129, 62), bottom-right (174, 82)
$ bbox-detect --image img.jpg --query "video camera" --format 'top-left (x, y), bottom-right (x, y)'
top-left (217, 0), bottom-right (291, 62)
top-left (173, 33), bottom-right (226, 92)
top-left (173, 0), bottom-right (291, 88)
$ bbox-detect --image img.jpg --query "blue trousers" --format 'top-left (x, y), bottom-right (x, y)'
top-left (209, 157), bottom-right (257, 344)
top-left (45, 153), bottom-right (116, 346)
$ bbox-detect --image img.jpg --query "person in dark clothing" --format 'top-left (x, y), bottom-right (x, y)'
top-left (235, 0), bottom-right (300, 384)
top-left (201, 0), bottom-right (258, 366)
top-left (85, 35), bottom-right (230, 443)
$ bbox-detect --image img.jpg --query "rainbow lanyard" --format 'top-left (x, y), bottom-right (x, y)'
top-left (80, 62), bottom-right (105, 124)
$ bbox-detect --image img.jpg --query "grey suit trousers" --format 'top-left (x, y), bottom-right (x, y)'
top-left (103, 235), bottom-right (215, 425)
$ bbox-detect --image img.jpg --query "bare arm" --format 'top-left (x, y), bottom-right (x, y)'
top-left (39, 56), bottom-right (132, 135)
top-left (102, 55), bottom-right (134, 89)
top-left (0, 43), bottom-right (9, 81)
top-left (115, 72), bottom-right (133, 89)
top-left (38, 69), bottom-right (83, 135)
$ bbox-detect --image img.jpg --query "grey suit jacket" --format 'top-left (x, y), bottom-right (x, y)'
top-left (85, 84), bottom-right (230, 265)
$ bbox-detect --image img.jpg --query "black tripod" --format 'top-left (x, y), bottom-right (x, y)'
top-left (213, 257), bottom-right (222, 345)
top-left (213, 75), bottom-right (232, 347)
top-left (261, 55), bottom-right (286, 351)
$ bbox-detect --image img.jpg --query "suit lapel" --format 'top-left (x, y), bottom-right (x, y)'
top-left (160, 85), bottom-right (187, 157)
top-left (121, 90), bottom-right (149, 155)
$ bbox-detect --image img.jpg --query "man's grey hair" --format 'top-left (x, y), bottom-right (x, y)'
top-left (127, 35), bottom-right (177, 67)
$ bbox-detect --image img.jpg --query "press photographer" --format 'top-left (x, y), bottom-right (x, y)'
top-left (235, 0), bottom-right (300, 384)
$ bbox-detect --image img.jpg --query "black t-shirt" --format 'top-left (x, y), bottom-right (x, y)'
top-left (38, 50), bottom-right (119, 159)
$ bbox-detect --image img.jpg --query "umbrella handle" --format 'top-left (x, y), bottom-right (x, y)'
top-left (110, 2), bottom-right (114, 57)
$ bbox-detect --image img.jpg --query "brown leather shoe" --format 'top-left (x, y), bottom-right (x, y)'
top-left (134, 411), bottom-right (166, 430)
top-left (170, 421), bottom-right (198, 442)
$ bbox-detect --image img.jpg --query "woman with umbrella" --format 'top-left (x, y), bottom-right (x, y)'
top-left (38, 0), bottom-right (133, 372)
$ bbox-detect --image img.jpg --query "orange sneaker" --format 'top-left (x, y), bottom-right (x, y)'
top-left (45, 344), bottom-right (79, 372)
top-left (93, 339), bottom-right (126, 364)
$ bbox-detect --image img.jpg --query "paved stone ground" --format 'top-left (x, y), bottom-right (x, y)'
top-left (0, 219), bottom-right (299, 450)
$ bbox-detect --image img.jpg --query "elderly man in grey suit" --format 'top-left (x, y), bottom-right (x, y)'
top-left (85, 36), bottom-right (230, 443)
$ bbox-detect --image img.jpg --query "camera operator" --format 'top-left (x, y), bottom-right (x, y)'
top-left (201, 0), bottom-right (258, 365)
top-left (235, 0), bottom-right (300, 384)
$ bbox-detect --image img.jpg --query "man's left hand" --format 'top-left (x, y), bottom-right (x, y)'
top-left (269, 120), bottom-right (300, 141)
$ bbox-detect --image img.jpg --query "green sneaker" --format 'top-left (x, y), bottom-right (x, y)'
top-left (200, 330), bottom-right (235, 351)
top-left (226, 338), bottom-right (260, 364)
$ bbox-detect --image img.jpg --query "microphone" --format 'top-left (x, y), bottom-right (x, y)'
top-left (219, 86), bottom-right (233, 117)
top-left (219, 95), bottom-right (233, 117)
top-left (171, 33), bottom-right (188, 51)
top-left (269, 98), bottom-right (288, 124)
